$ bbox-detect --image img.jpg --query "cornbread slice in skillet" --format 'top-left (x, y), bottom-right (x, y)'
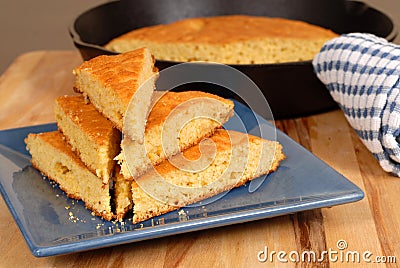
top-left (73, 47), bottom-right (158, 142)
top-left (105, 15), bottom-right (338, 64)
top-left (25, 131), bottom-right (114, 221)
top-left (130, 129), bottom-right (285, 223)
top-left (116, 90), bottom-right (234, 179)
top-left (54, 95), bottom-right (121, 184)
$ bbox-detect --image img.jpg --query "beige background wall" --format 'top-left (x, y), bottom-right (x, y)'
top-left (0, 0), bottom-right (399, 74)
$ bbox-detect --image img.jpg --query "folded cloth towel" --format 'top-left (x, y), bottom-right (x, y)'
top-left (313, 33), bottom-right (400, 177)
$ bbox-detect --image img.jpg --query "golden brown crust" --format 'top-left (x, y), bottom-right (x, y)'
top-left (131, 158), bottom-right (283, 223)
top-left (30, 161), bottom-right (113, 221)
top-left (153, 129), bottom-right (245, 174)
top-left (105, 15), bottom-right (338, 64)
top-left (55, 95), bottom-right (119, 146)
top-left (108, 15), bottom-right (337, 45)
top-left (55, 95), bottom-right (121, 183)
top-left (73, 48), bottom-right (154, 107)
top-left (73, 48), bottom-right (158, 142)
top-left (131, 129), bottom-right (285, 223)
top-left (26, 132), bottom-right (115, 221)
top-left (28, 131), bottom-right (90, 170)
top-left (117, 90), bottom-right (234, 179)
top-left (147, 91), bottom-right (234, 129)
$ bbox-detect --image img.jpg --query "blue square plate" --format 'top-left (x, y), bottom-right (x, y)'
top-left (0, 101), bottom-right (363, 257)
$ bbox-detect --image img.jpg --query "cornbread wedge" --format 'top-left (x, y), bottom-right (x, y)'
top-left (117, 90), bottom-right (234, 179)
top-left (105, 15), bottom-right (338, 64)
top-left (131, 129), bottom-right (285, 223)
top-left (113, 166), bottom-right (132, 220)
top-left (25, 131), bottom-right (114, 220)
top-left (73, 48), bottom-right (158, 142)
top-left (54, 95), bottom-right (121, 184)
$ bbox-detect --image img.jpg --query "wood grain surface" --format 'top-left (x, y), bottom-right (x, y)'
top-left (0, 51), bottom-right (399, 267)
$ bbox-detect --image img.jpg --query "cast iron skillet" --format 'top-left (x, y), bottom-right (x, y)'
top-left (69, 0), bottom-right (397, 119)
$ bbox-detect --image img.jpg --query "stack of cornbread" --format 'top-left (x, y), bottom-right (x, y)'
top-left (25, 47), bottom-right (285, 223)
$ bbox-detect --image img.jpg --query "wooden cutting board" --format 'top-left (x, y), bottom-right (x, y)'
top-left (0, 50), bottom-right (399, 267)
top-left (0, 50), bottom-right (81, 130)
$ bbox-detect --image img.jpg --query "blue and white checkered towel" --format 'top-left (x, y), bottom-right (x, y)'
top-left (313, 33), bottom-right (400, 177)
